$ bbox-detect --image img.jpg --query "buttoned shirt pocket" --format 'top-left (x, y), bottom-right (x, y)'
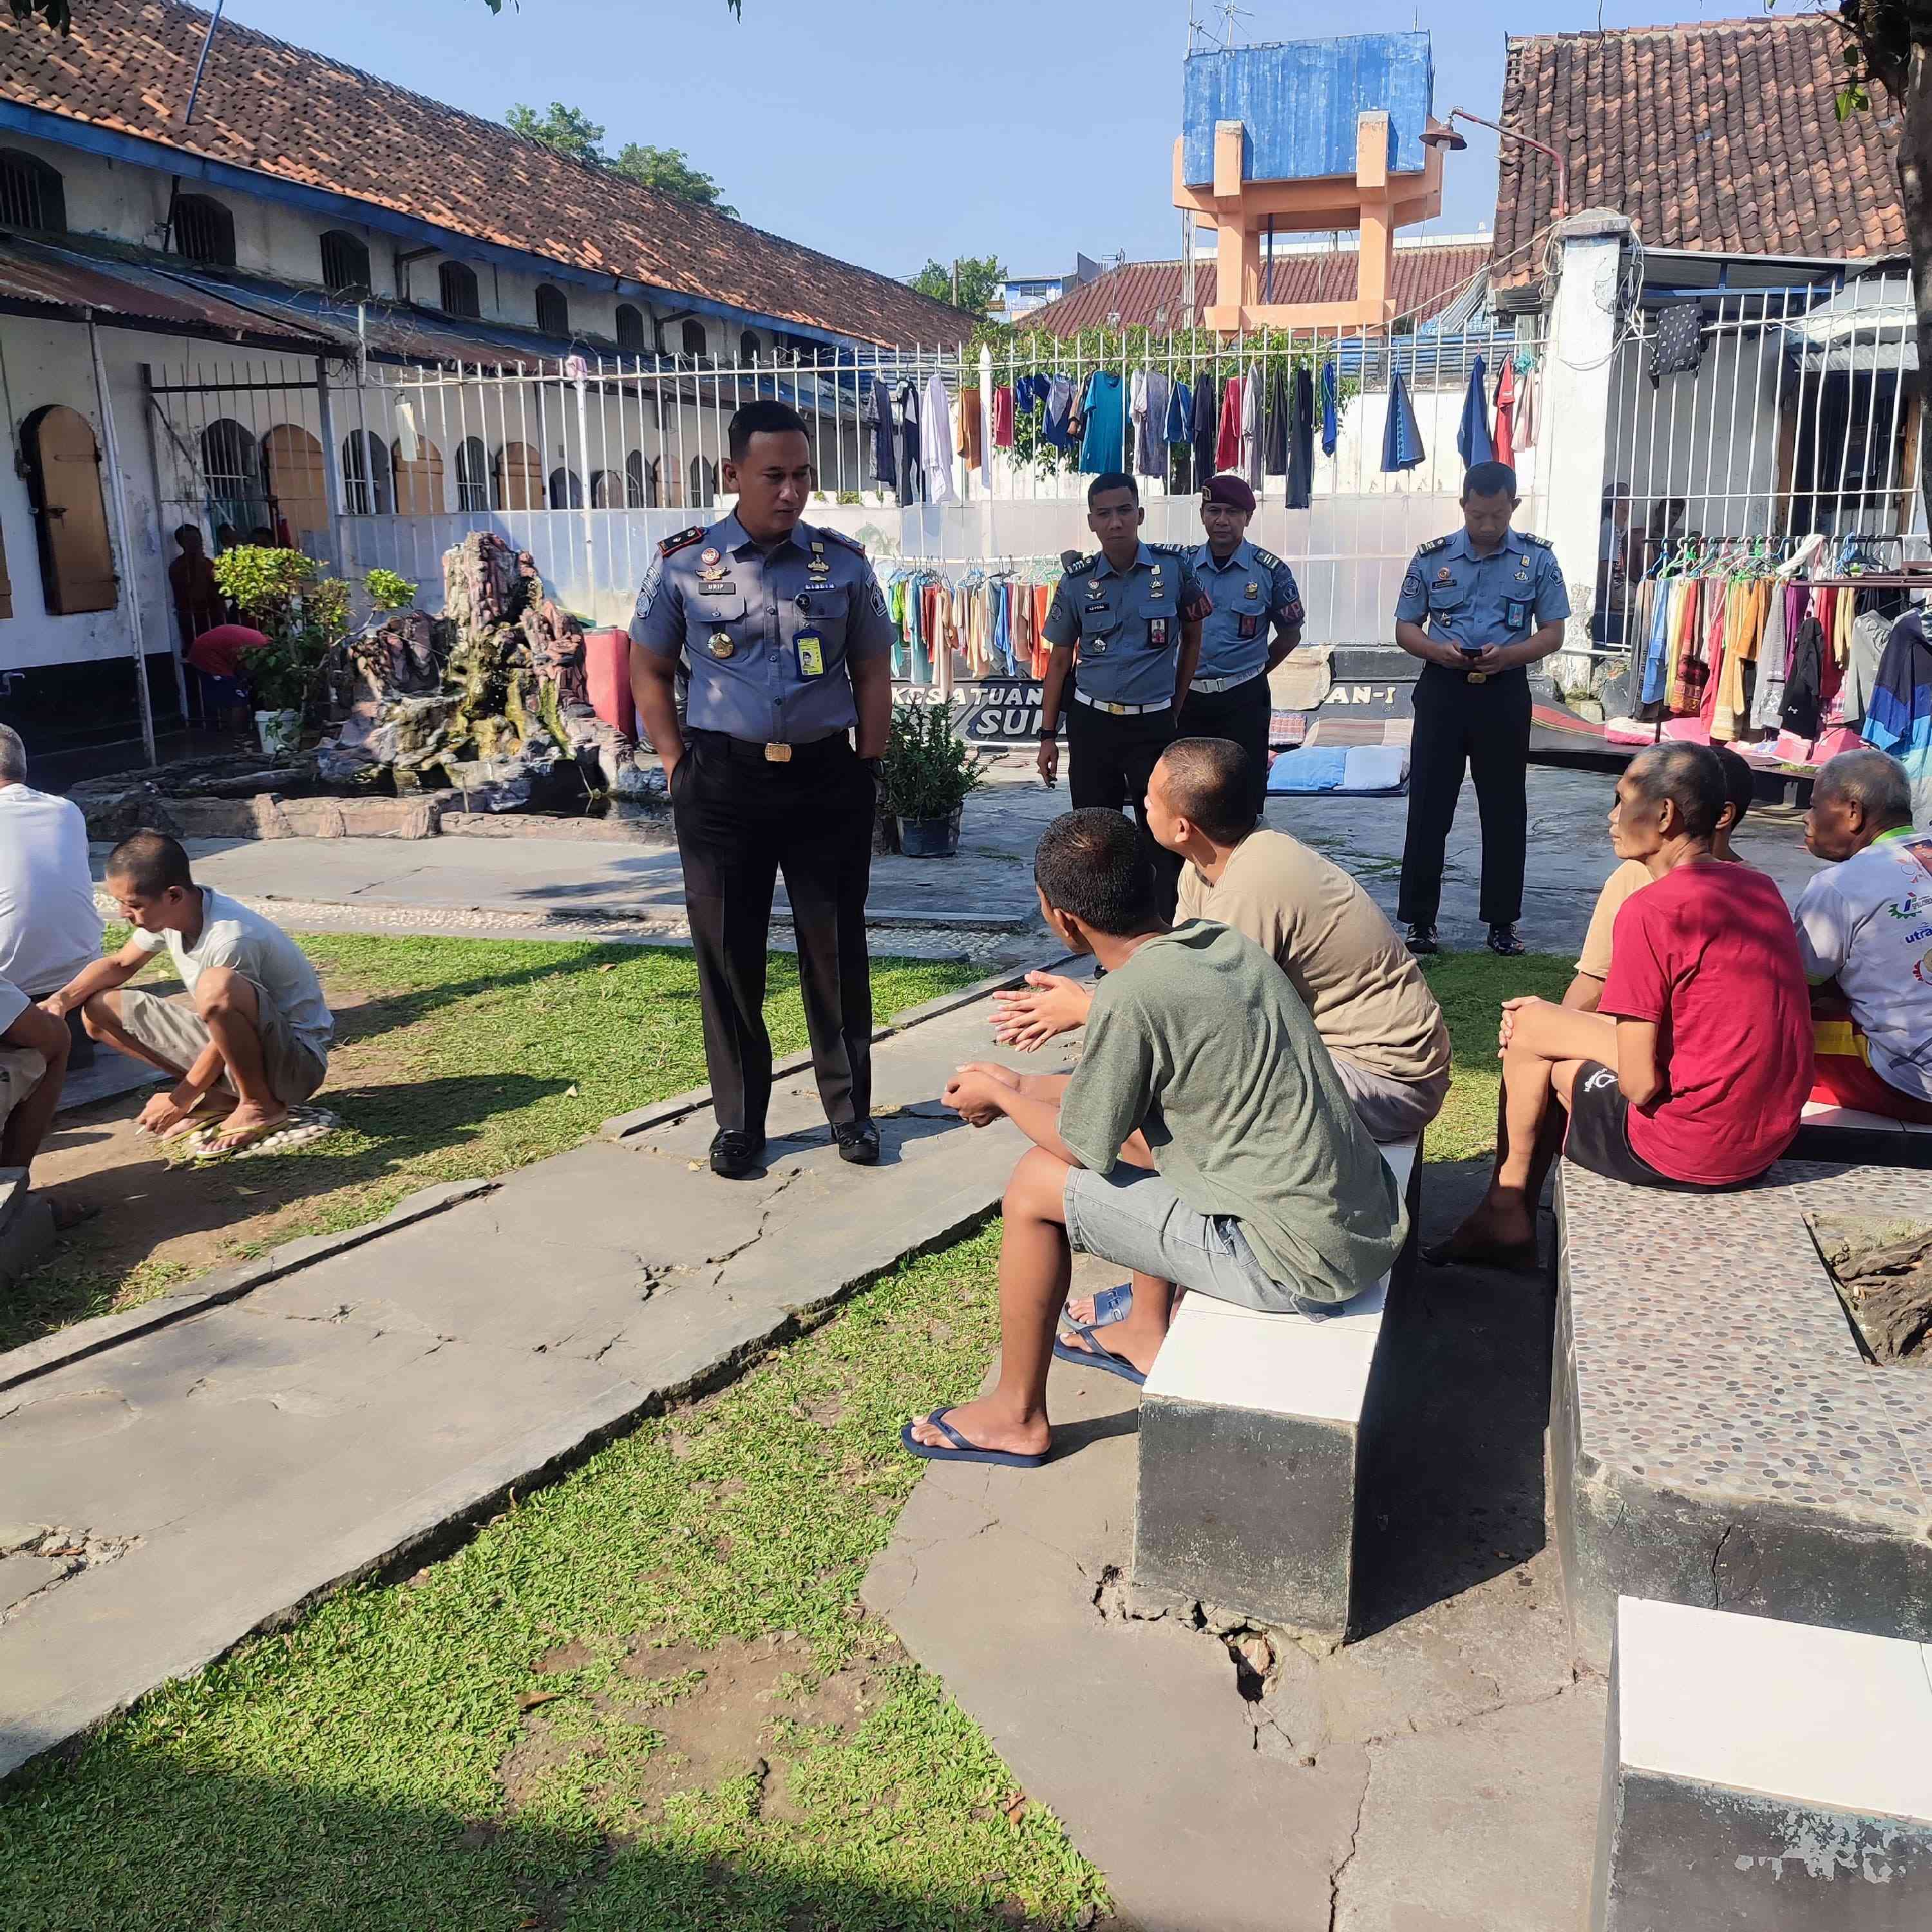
top-left (785, 583), bottom-right (850, 674)
top-left (1077, 596), bottom-right (1123, 654)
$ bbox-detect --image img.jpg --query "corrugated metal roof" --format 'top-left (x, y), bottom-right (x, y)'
top-left (0, 232), bottom-right (328, 344)
top-left (1021, 243), bottom-right (1491, 336)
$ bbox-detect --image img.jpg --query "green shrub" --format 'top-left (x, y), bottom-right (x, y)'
top-left (879, 701), bottom-right (985, 819)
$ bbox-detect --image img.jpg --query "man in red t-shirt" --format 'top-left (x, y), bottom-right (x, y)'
top-left (1432, 743), bottom-right (1812, 1267)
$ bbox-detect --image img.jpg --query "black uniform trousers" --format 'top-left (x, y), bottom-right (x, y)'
top-left (1065, 698), bottom-right (1181, 918)
top-left (672, 729), bottom-right (875, 1137)
top-left (1397, 663), bottom-right (1532, 930)
top-left (1178, 672), bottom-right (1274, 821)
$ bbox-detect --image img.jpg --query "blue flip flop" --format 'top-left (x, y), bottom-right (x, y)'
top-left (900, 1408), bottom-right (1048, 1469)
top-left (1052, 1317), bottom-right (1148, 1388)
top-left (1088, 1283), bottom-right (1133, 1327)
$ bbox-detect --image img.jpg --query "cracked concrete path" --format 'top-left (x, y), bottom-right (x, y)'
top-left (863, 1166), bottom-right (1606, 1932)
top-left (0, 971), bottom-right (1075, 1782)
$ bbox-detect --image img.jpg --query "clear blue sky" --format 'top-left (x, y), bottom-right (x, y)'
top-left (223, 0), bottom-right (1705, 278)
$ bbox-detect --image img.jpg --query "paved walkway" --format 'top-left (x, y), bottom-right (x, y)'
top-left (866, 1161), bottom-right (1604, 1932)
top-left (0, 973), bottom-right (1077, 1781)
top-left (94, 765), bottom-right (1827, 960)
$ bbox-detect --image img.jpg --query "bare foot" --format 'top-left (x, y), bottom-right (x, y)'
top-left (204, 1101), bottom-right (292, 1155)
top-left (908, 1396), bottom-right (1049, 1460)
top-left (1422, 1193), bottom-right (1539, 1269)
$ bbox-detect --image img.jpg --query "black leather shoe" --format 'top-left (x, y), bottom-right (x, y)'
top-left (1487, 922), bottom-right (1526, 957)
top-left (1405, 923), bottom-right (1440, 956)
top-left (835, 1120), bottom-right (881, 1166)
top-left (708, 1129), bottom-right (765, 1179)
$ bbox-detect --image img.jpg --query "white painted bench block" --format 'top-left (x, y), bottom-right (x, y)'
top-left (1594, 1597), bottom-right (1932, 1930)
top-left (1132, 1137), bottom-right (1418, 1638)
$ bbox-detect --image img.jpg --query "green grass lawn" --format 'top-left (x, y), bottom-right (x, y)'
top-left (1416, 950), bottom-right (1574, 1162)
top-left (5, 937), bottom-right (984, 1352)
top-left (0, 1226), bottom-right (1106, 1932)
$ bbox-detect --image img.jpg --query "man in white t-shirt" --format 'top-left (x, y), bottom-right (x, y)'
top-left (1794, 748), bottom-right (1932, 1122)
top-left (0, 724), bottom-right (104, 1065)
top-left (43, 830), bottom-right (334, 1156)
top-left (0, 971), bottom-right (71, 1182)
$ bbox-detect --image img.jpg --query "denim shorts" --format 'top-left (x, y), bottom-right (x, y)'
top-left (1061, 1163), bottom-right (1336, 1317)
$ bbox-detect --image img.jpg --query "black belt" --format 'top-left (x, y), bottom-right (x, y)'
top-left (689, 728), bottom-right (852, 766)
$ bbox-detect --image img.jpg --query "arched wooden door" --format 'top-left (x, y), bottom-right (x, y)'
top-left (21, 404), bottom-right (117, 614)
top-left (263, 424), bottom-right (328, 554)
top-left (494, 440), bottom-right (542, 511)
top-left (393, 435), bottom-right (446, 516)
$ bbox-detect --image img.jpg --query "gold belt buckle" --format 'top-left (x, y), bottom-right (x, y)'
top-left (764, 743), bottom-right (792, 762)
top-left (1467, 670), bottom-right (1488, 686)
top-left (1104, 701), bottom-right (1125, 715)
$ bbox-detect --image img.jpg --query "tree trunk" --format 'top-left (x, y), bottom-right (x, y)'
top-left (1896, 43), bottom-right (1932, 540)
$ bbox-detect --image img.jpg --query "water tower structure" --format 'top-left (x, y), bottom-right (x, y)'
top-left (1173, 33), bottom-right (1448, 332)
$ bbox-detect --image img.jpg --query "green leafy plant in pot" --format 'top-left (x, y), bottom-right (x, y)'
top-left (212, 545), bottom-right (352, 757)
top-left (879, 699), bottom-right (984, 857)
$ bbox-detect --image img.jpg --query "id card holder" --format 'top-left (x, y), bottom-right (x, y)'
top-left (1504, 599), bottom-right (1528, 632)
top-left (1237, 614), bottom-right (1260, 641)
top-left (1148, 618), bottom-right (1169, 648)
top-left (795, 631), bottom-right (825, 678)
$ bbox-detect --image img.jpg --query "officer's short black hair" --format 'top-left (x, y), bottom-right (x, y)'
top-left (1035, 810), bottom-right (1158, 936)
top-left (1159, 738), bottom-right (1255, 844)
top-left (1463, 461), bottom-right (1518, 502)
top-left (728, 399), bottom-right (811, 462)
top-left (1087, 471), bottom-right (1139, 508)
top-left (1711, 744), bottom-right (1756, 831)
top-left (1625, 743), bottom-right (1726, 840)
top-left (105, 829), bottom-right (194, 896)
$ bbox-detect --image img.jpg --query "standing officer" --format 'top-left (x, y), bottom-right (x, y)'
top-left (1394, 460), bottom-right (1569, 958)
top-left (1036, 472), bottom-right (1211, 916)
top-left (1182, 472), bottom-right (1304, 818)
top-left (630, 399), bottom-right (895, 1178)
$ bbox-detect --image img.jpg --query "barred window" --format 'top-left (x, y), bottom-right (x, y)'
top-left (439, 261), bottom-right (480, 318)
top-left (173, 194), bottom-right (234, 267)
top-left (0, 151), bottom-right (64, 233)
top-left (319, 231), bottom-right (370, 296)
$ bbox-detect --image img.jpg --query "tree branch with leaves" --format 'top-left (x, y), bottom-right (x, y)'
top-left (505, 101), bottom-right (735, 216)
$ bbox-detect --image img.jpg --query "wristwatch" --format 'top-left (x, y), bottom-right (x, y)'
top-left (1037, 723), bottom-right (1057, 739)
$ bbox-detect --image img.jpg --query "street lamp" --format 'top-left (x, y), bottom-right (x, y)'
top-left (1423, 108), bottom-right (1569, 221)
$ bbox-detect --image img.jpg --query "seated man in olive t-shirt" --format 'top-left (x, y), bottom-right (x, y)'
top-left (904, 809), bottom-right (1405, 1468)
top-left (1432, 743), bottom-right (1811, 1269)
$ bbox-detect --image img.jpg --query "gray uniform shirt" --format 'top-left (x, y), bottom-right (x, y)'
top-left (1393, 526), bottom-right (1570, 652)
top-left (630, 512), bottom-right (896, 744)
top-left (1191, 539), bottom-right (1304, 683)
top-left (1041, 542), bottom-right (1213, 708)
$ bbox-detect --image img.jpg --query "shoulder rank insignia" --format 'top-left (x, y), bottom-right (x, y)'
top-left (1414, 535), bottom-right (1451, 556)
top-left (1250, 545), bottom-right (1280, 569)
top-left (1061, 552), bottom-right (1099, 578)
top-left (659, 525), bottom-right (708, 558)
top-left (817, 526), bottom-right (867, 555)
top-left (1519, 532), bottom-right (1553, 549)
top-left (1150, 542), bottom-right (1195, 559)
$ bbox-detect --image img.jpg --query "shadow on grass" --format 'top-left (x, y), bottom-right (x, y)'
top-left (7, 1073), bottom-right (570, 1349)
top-left (0, 1747), bottom-right (1080, 1932)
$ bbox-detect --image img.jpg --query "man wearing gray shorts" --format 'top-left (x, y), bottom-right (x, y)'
top-left (905, 809), bottom-right (1405, 1469)
top-left (44, 831), bottom-right (332, 1158)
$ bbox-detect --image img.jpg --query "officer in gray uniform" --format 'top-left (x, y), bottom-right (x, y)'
top-left (1036, 472), bottom-right (1211, 916)
top-left (1182, 471), bottom-right (1304, 817)
top-left (1394, 460), bottom-right (1569, 958)
top-left (630, 399), bottom-right (895, 1177)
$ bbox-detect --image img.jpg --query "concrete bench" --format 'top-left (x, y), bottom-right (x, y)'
top-left (1788, 1099), bottom-right (1932, 1170)
top-left (1132, 1137), bottom-right (1419, 1640)
top-left (1593, 1596), bottom-right (1932, 1929)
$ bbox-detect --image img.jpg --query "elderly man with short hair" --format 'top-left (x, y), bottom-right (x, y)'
top-left (0, 723), bottom-right (102, 1069)
top-left (1795, 747), bottom-right (1932, 1122)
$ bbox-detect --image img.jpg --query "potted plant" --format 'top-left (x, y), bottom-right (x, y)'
top-left (212, 545), bottom-right (351, 757)
top-left (879, 700), bottom-right (984, 857)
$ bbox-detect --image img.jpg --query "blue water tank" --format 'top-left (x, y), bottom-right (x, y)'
top-left (1181, 34), bottom-right (1434, 187)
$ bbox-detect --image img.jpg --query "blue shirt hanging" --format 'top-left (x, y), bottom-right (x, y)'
top-left (1382, 368), bottom-right (1425, 473)
top-left (1077, 370), bottom-right (1126, 475)
top-left (1455, 354), bottom-right (1493, 470)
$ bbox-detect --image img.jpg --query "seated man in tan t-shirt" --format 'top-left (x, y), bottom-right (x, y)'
top-left (1564, 744), bottom-right (1756, 1010)
top-left (994, 737), bottom-right (1451, 1139)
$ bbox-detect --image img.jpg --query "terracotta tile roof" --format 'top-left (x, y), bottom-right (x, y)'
top-left (1494, 16), bottom-right (1905, 289)
top-left (1021, 243), bottom-right (1492, 335)
top-left (0, 0), bottom-right (969, 348)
